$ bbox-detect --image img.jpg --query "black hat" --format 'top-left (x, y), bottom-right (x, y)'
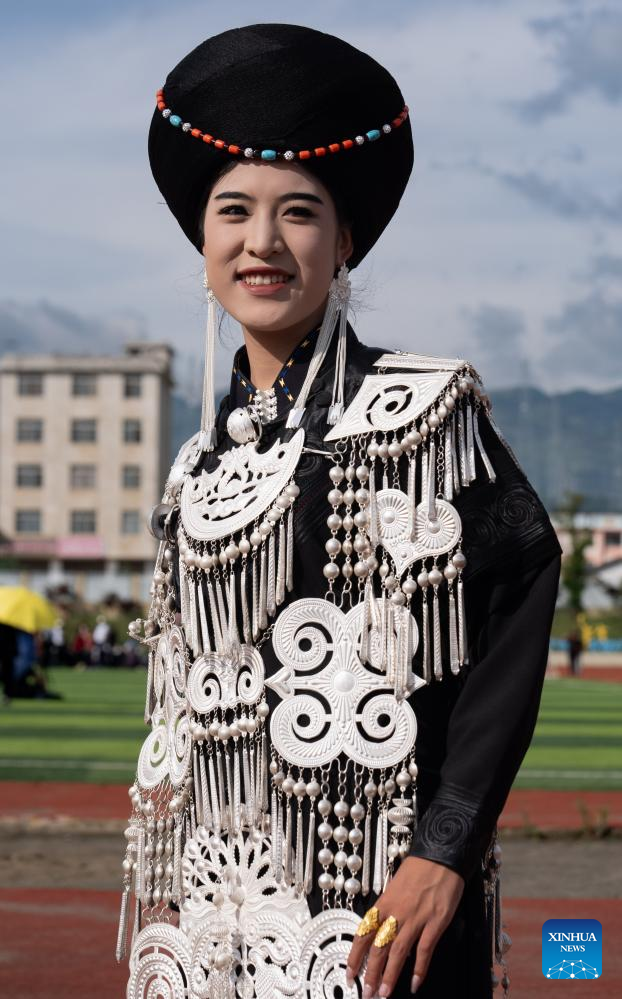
top-left (148, 23), bottom-right (413, 269)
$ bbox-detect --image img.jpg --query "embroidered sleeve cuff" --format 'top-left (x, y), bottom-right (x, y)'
top-left (408, 782), bottom-right (495, 882)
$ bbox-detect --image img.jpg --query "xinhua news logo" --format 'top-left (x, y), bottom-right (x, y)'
top-left (542, 919), bottom-right (602, 980)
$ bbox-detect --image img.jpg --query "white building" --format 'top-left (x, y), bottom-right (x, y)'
top-left (0, 342), bottom-right (174, 603)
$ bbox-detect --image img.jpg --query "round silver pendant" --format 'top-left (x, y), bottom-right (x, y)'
top-left (226, 406), bottom-right (262, 444)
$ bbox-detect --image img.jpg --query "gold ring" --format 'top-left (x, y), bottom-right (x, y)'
top-left (355, 906), bottom-right (381, 937)
top-left (373, 915), bottom-right (399, 948)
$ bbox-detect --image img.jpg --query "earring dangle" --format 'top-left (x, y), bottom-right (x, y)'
top-left (198, 272), bottom-right (218, 453)
top-left (327, 262), bottom-right (351, 425)
top-left (286, 261), bottom-right (351, 430)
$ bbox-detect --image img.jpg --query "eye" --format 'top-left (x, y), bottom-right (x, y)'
top-left (217, 204), bottom-right (248, 216)
top-left (285, 206), bottom-right (315, 217)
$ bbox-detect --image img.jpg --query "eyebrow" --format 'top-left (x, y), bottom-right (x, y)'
top-left (213, 190), bottom-right (324, 205)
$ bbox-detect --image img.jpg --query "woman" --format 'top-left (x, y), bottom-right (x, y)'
top-left (118, 24), bottom-right (561, 998)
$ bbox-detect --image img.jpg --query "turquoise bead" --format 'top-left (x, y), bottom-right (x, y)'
top-left (169, 115), bottom-right (182, 127)
top-left (261, 149), bottom-right (277, 160)
top-left (366, 129), bottom-right (381, 141)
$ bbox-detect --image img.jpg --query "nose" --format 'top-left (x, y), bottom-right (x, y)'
top-left (244, 207), bottom-right (284, 259)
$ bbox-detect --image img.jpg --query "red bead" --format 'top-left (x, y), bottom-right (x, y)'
top-left (328, 143), bottom-right (341, 153)
top-left (157, 102), bottom-right (166, 111)
top-left (299, 150), bottom-right (311, 160)
top-left (314, 147), bottom-right (326, 157)
top-left (202, 134), bottom-right (213, 144)
top-left (228, 145), bottom-right (240, 155)
top-left (214, 139), bottom-right (225, 149)
top-left (191, 128), bottom-right (202, 138)
top-left (342, 139), bottom-right (354, 150)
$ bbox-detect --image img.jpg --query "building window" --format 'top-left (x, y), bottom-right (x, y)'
top-left (15, 509), bottom-right (41, 533)
top-left (72, 372), bottom-right (97, 396)
top-left (16, 418), bottom-right (43, 442)
top-left (16, 464), bottom-right (43, 487)
top-left (124, 373), bottom-right (142, 398)
top-left (122, 464), bottom-right (141, 488)
top-left (123, 418), bottom-right (141, 443)
top-left (70, 464), bottom-right (96, 489)
top-left (70, 510), bottom-right (97, 534)
top-left (121, 510), bottom-right (141, 534)
top-left (17, 372), bottom-right (43, 396)
top-left (71, 418), bottom-right (97, 443)
top-left (605, 531), bottom-right (621, 547)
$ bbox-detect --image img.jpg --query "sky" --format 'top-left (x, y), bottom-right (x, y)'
top-left (1, 0), bottom-right (621, 400)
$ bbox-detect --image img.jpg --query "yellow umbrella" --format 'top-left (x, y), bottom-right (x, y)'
top-left (0, 586), bottom-right (58, 634)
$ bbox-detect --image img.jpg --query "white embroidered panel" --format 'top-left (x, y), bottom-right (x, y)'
top-left (373, 351), bottom-right (466, 371)
top-left (266, 598), bottom-right (420, 768)
top-left (180, 429), bottom-right (304, 541)
top-left (323, 373), bottom-right (453, 441)
top-left (376, 490), bottom-right (462, 575)
top-left (186, 645), bottom-right (265, 713)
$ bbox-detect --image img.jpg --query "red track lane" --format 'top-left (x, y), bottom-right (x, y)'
top-left (2, 782), bottom-right (622, 830)
top-left (0, 890), bottom-right (619, 998)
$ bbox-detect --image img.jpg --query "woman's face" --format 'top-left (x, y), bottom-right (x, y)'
top-left (202, 160), bottom-right (353, 337)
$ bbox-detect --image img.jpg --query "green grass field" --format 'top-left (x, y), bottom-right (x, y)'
top-left (0, 669), bottom-right (621, 789)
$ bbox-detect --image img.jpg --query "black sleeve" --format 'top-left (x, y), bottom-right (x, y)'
top-left (408, 406), bottom-right (562, 882)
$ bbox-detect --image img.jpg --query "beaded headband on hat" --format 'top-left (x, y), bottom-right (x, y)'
top-left (155, 88), bottom-right (409, 162)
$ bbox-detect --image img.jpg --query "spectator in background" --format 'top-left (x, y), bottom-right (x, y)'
top-left (91, 615), bottom-right (114, 666)
top-left (568, 629), bottom-right (583, 677)
top-left (71, 622), bottom-right (93, 669)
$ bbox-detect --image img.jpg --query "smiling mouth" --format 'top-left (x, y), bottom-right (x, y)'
top-left (237, 272), bottom-right (294, 286)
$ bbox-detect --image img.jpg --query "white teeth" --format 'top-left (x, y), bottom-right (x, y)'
top-left (241, 273), bottom-right (290, 286)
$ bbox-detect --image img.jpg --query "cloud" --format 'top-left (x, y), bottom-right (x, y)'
top-left (587, 253), bottom-right (622, 280)
top-left (472, 162), bottom-right (622, 222)
top-left (460, 303), bottom-right (531, 388)
top-left (0, 300), bottom-right (148, 355)
top-left (542, 290), bottom-right (622, 389)
top-left (516, 7), bottom-right (622, 121)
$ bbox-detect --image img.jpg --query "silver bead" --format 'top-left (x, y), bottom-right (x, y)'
top-left (162, 109), bottom-right (172, 118)
top-left (396, 769), bottom-right (411, 788)
top-left (428, 567), bottom-right (443, 587)
top-left (282, 776), bottom-right (295, 795)
top-left (388, 441), bottom-right (402, 459)
top-left (334, 800), bottom-right (349, 820)
top-left (307, 779), bottom-right (321, 798)
top-left (318, 847), bottom-right (334, 866)
top-left (444, 563), bottom-right (458, 580)
top-left (382, 124), bottom-right (392, 133)
top-left (342, 514), bottom-right (354, 532)
top-left (349, 827), bottom-right (364, 846)
top-left (452, 550), bottom-right (467, 570)
top-left (417, 570), bottom-right (429, 588)
top-left (333, 825), bottom-right (349, 844)
top-left (284, 150), bottom-right (295, 161)
top-left (344, 877), bottom-right (361, 895)
top-left (343, 488), bottom-right (356, 506)
top-left (325, 538), bottom-right (341, 556)
top-left (391, 590), bottom-right (406, 605)
top-left (388, 842), bottom-right (400, 859)
top-left (367, 441), bottom-right (379, 458)
top-left (334, 850), bottom-right (348, 868)
top-left (350, 802), bottom-right (365, 822)
top-left (327, 513), bottom-right (342, 531)
top-left (182, 122), bottom-right (192, 132)
top-left (356, 464), bottom-right (369, 482)
top-left (328, 488), bottom-right (343, 507)
top-left (318, 799), bottom-right (332, 816)
top-left (347, 853), bottom-right (362, 873)
top-left (364, 781), bottom-right (377, 798)
top-left (318, 821), bottom-right (333, 840)
top-left (385, 778), bottom-right (396, 795)
top-left (293, 780), bottom-right (307, 797)
top-left (428, 412), bottom-right (440, 429)
top-left (329, 465), bottom-right (345, 483)
top-left (402, 576), bottom-right (417, 595)
top-left (355, 488), bottom-right (369, 505)
top-left (244, 147), bottom-right (254, 158)
top-left (355, 135), bottom-right (365, 145)
top-left (285, 483), bottom-right (300, 498)
top-left (323, 562), bottom-right (340, 580)
top-left (318, 872), bottom-right (334, 891)
top-left (334, 873), bottom-right (345, 892)
top-left (409, 761), bottom-right (419, 778)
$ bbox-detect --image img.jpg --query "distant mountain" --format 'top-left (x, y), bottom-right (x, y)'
top-left (171, 386), bottom-right (622, 513)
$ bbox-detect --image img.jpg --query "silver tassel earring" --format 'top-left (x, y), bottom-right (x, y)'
top-left (198, 273), bottom-right (218, 453)
top-left (287, 261), bottom-right (351, 429)
top-left (327, 262), bottom-right (352, 425)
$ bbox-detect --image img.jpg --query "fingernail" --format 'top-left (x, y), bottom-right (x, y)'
top-left (379, 986), bottom-right (391, 997)
top-left (411, 974), bottom-right (422, 994)
top-left (363, 986), bottom-right (374, 999)
top-left (345, 967), bottom-right (354, 988)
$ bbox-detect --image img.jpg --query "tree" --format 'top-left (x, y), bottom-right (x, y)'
top-left (557, 492), bottom-right (591, 620)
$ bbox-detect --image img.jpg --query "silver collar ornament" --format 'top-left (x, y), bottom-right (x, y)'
top-left (119, 341), bottom-right (509, 997)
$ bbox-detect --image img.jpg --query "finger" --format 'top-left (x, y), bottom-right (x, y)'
top-left (377, 927), bottom-right (416, 997)
top-left (346, 909), bottom-right (384, 980)
top-left (411, 920), bottom-right (443, 991)
top-left (362, 941), bottom-right (391, 999)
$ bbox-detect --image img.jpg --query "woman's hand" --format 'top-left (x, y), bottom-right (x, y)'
top-left (345, 856), bottom-right (465, 997)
